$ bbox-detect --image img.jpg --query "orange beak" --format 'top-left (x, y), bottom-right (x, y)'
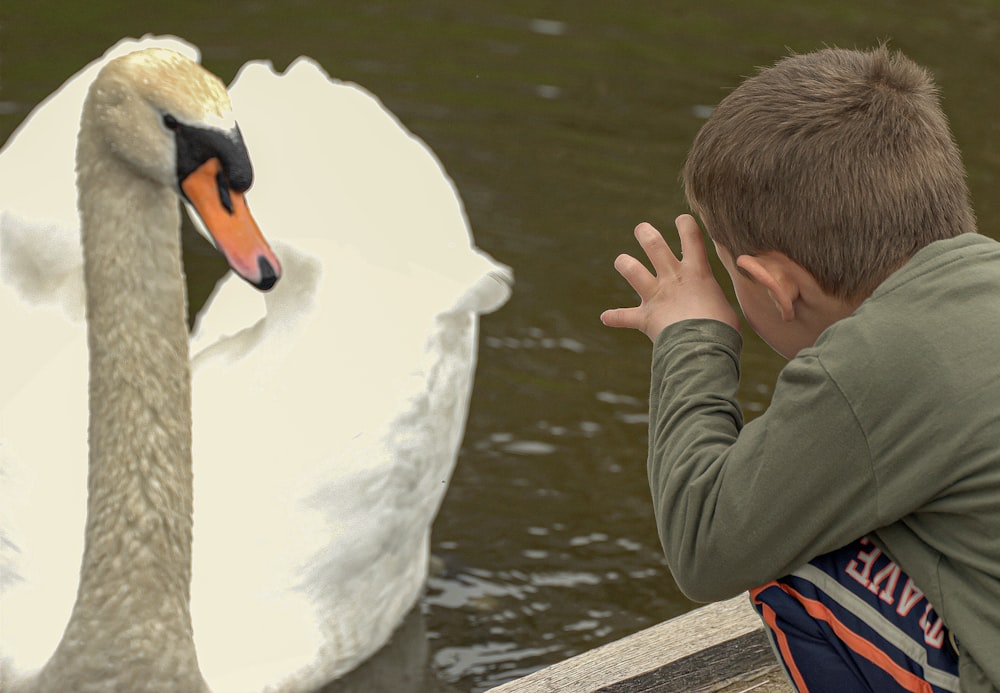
top-left (181, 157), bottom-right (281, 291)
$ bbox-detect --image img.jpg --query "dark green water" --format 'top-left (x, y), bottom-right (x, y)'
top-left (2, 2), bottom-right (997, 690)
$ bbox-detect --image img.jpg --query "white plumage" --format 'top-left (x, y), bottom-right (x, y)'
top-left (0, 35), bottom-right (511, 692)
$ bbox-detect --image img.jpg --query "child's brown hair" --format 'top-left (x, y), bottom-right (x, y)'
top-left (683, 45), bottom-right (976, 299)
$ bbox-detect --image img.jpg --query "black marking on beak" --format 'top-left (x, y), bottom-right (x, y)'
top-left (174, 121), bottom-right (253, 193)
top-left (216, 170), bottom-right (234, 214)
top-left (257, 256), bottom-right (278, 291)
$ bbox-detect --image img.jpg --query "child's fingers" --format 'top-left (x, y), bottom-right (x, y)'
top-left (674, 214), bottom-right (710, 271)
top-left (613, 252), bottom-right (658, 298)
top-left (635, 222), bottom-right (679, 277)
top-left (600, 307), bottom-right (641, 329)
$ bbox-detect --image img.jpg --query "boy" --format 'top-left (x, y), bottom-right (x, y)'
top-left (601, 46), bottom-right (999, 691)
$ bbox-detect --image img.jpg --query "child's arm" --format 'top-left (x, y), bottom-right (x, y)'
top-left (644, 324), bottom-right (876, 601)
top-left (602, 216), bottom-right (878, 602)
top-left (600, 215), bottom-right (740, 339)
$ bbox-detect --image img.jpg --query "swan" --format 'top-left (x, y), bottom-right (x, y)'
top-left (0, 36), bottom-right (512, 692)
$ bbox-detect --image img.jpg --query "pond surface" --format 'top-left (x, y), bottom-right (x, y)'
top-left (2, 2), bottom-right (998, 690)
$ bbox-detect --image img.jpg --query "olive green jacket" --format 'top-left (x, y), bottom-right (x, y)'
top-left (648, 234), bottom-right (1000, 691)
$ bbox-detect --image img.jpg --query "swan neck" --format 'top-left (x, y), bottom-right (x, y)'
top-left (38, 136), bottom-right (206, 690)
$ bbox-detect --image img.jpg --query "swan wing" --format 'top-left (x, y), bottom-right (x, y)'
top-left (189, 57), bottom-right (511, 691)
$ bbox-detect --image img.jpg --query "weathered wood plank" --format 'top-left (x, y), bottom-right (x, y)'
top-left (488, 593), bottom-right (794, 693)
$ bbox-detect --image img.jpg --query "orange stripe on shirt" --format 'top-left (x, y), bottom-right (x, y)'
top-left (752, 581), bottom-right (934, 693)
top-left (751, 585), bottom-right (810, 692)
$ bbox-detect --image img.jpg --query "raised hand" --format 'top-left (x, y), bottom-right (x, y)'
top-left (600, 215), bottom-right (740, 341)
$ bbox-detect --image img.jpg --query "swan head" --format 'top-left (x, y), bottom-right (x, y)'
top-left (83, 47), bottom-right (281, 290)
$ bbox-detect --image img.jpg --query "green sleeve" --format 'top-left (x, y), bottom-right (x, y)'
top-left (648, 320), bottom-right (878, 602)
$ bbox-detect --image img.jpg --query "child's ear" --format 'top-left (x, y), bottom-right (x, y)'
top-left (736, 253), bottom-right (800, 322)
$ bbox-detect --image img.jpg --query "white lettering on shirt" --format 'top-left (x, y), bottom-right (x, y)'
top-left (868, 561), bottom-right (901, 605)
top-left (841, 539), bottom-right (944, 650)
top-left (919, 603), bottom-right (946, 648)
top-left (845, 539), bottom-right (882, 586)
top-left (896, 578), bottom-right (925, 617)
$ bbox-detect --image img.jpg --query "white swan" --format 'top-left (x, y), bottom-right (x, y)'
top-left (0, 36), bottom-right (512, 692)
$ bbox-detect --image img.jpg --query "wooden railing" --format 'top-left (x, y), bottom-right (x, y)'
top-left (487, 593), bottom-right (794, 692)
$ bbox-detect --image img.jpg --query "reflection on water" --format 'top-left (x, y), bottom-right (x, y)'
top-left (3, 1), bottom-right (998, 690)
